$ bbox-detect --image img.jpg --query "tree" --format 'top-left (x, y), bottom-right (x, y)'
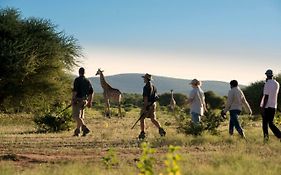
top-left (204, 91), bottom-right (225, 110)
top-left (158, 93), bottom-right (187, 107)
top-left (0, 8), bottom-right (81, 113)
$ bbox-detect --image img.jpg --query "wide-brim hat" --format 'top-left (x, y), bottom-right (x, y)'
top-left (265, 69), bottom-right (273, 76)
top-left (189, 79), bottom-right (201, 86)
top-left (142, 73), bottom-right (153, 80)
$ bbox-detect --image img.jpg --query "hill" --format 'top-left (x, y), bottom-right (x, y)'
top-left (88, 73), bottom-right (238, 96)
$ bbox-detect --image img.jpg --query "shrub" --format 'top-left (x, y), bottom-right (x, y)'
top-left (176, 109), bottom-right (223, 136)
top-left (162, 145), bottom-right (182, 175)
top-left (101, 148), bottom-right (119, 169)
top-left (137, 142), bottom-right (156, 175)
top-left (34, 106), bottom-right (73, 132)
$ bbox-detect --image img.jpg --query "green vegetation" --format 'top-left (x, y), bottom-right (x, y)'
top-left (0, 110), bottom-right (280, 175)
top-left (0, 6), bottom-right (281, 175)
top-left (0, 8), bottom-right (81, 113)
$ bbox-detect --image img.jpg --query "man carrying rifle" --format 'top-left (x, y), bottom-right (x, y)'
top-left (138, 73), bottom-right (166, 139)
top-left (72, 67), bottom-right (94, 137)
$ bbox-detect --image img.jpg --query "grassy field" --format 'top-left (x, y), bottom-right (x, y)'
top-left (0, 109), bottom-right (280, 175)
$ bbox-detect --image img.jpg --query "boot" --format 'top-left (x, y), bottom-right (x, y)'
top-left (159, 127), bottom-right (166, 137)
top-left (239, 132), bottom-right (247, 140)
top-left (73, 128), bottom-right (80, 137)
top-left (138, 131), bottom-right (146, 140)
top-left (82, 125), bottom-right (90, 136)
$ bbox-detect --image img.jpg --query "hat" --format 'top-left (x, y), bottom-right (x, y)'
top-left (142, 73), bottom-right (152, 80)
top-left (189, 79), bottom-right (201, 86)
top-left (265, 69), bottom-right (273, 76)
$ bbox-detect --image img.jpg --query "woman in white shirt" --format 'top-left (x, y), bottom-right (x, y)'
top-left (187, 79), bottom-right (207, 124)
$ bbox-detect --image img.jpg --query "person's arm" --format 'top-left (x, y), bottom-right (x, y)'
top-left (223, 90), bottom-right (233, 113)
top-left (187, 90), bottom-right (195, 103)
top-left (86, 82), bottom-right (94, 108)
top-left (242, 94), bottom-right (252, 115)
top-left (260, 82), bottom-right (269, 115)
top-left (72, 91), bottom-right (77, 105)
top-left (143, 96), bottom-right (149, 111)
top-left (72, 79), bottom-right (78, 105)
top-left (202, 94), bottom-right (208, 111)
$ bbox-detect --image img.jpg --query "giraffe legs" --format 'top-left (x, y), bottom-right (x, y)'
top-left (104, 98), bottom-right (111, 117)
top-left (118, 103), bottom-right (122, 117)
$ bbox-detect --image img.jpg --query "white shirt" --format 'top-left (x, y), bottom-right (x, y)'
top-left (223, 87), bottom-right (252, 113)
top-left (260, 79), bottom-right (280, 108)
top-left (189, 87), bottom-right (206, 116)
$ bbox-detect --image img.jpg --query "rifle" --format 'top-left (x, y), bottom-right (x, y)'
top-left (56, 104), bottom-right (72, 116)
top-left (131, 103), bottom-right (154, 129)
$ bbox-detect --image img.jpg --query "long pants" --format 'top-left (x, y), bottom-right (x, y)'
top-left (262, 107), bottom-right (281, 139)
top-left (191, 112), bottom-right (201, 124)
top-left (229, 110), bottom-right (244, 136)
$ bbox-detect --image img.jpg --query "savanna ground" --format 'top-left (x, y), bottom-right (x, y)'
top-left (0, 108), bottom-right (280, 175)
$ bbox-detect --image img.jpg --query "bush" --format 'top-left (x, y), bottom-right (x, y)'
top-left (34, 106), bottom-right (73, 132)
top-left (176, 109), bottom-right (223, 136)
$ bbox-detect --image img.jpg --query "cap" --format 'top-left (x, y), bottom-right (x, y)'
top-left (265, 69), bottom-right (273, 76)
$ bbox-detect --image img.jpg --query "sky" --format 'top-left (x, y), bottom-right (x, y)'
top-left (2, 0), bottom-right (281, 85)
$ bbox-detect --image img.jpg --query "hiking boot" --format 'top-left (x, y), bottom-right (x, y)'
top-left (263, 136), bottom-right (269, 143)
top-left (138, 131), bottom-right (146, 140)
top-left (239, 132), bottom-right (247, 140)
top-left (159, 127), bottom-right (166, 137)
top-left (82, 125), bottom-right (90, 136)
top-left (73, 128), bottom-right (80, 137)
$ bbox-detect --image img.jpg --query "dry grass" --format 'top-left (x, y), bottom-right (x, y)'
top-left (0, 109), bottom-right (280, 175)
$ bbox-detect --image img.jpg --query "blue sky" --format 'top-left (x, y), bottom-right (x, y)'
top-left (2, 0), bottom-right (281, 85)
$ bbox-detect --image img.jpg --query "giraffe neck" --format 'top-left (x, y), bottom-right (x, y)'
top-left (99, 73), bottom-right (110, 90)
top-left (171, 92), bottom-right (174, 99)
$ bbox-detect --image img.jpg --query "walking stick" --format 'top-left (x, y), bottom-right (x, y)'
top-left (56, 104), bottom-right (72, 116)
top-left (131, 111), bottom-right (148, 129)
top-left (131, 103), bottom-right (154, 129)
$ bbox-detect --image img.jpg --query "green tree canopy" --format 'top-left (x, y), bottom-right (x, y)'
top-left (0, 8), bottom-right (81, 113)
top-left (204, 91), bottom-right (225, 110)
top-left (158, 92), bottom-right (187, 107)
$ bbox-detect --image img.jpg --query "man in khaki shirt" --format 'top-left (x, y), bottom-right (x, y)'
top-left (222, 80), bottom-right (252, 138)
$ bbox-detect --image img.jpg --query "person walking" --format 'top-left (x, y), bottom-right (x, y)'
top-left (72, 67), bottom-right (94, 136)
top-left (260, 69), bottom-right (281, 142)
top-left (222, 80), bottom-right (252, 138)
top-left (138, 73), bottom-right (166, 139)
top-left (187, 79), bottom-right (207, 124)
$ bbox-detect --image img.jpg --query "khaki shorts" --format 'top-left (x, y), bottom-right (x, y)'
top-left (72, 99), bottom-right (87, 119)
top-left (140, 102), bottom-right (157, 119)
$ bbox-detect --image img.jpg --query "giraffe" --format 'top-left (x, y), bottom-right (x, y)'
top-left (95, 68), bottom-right (122, 117)
top-left (169, 89), bottom-right (176, 112)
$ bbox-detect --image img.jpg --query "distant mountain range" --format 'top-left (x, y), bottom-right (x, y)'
top-left (87, 73), bottom-right (241, 96)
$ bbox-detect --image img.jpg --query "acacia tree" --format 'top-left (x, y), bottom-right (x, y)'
top-left (0, 8), bottom-right (82, 113)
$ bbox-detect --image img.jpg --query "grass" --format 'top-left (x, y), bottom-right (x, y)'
top-left (0, 109), bottom-right (280, 175)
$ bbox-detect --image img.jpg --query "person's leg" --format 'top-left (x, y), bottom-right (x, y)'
top-left (191, 112), bottom-right (200, 124)
top-left (267, 108), bottom-right (281, 139)
top-left (262, 109), bottom-right (269, 141)
top-left (149, 103), bottom-right (166, 136)
top-left (230, 110), bottom-right (244, 138)
top-left (138, 109), bottom-right (146, 139)
top-left (229, 113), bottom-right (234, 135)
top-left (72, 102), bottom-right (82, 136)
